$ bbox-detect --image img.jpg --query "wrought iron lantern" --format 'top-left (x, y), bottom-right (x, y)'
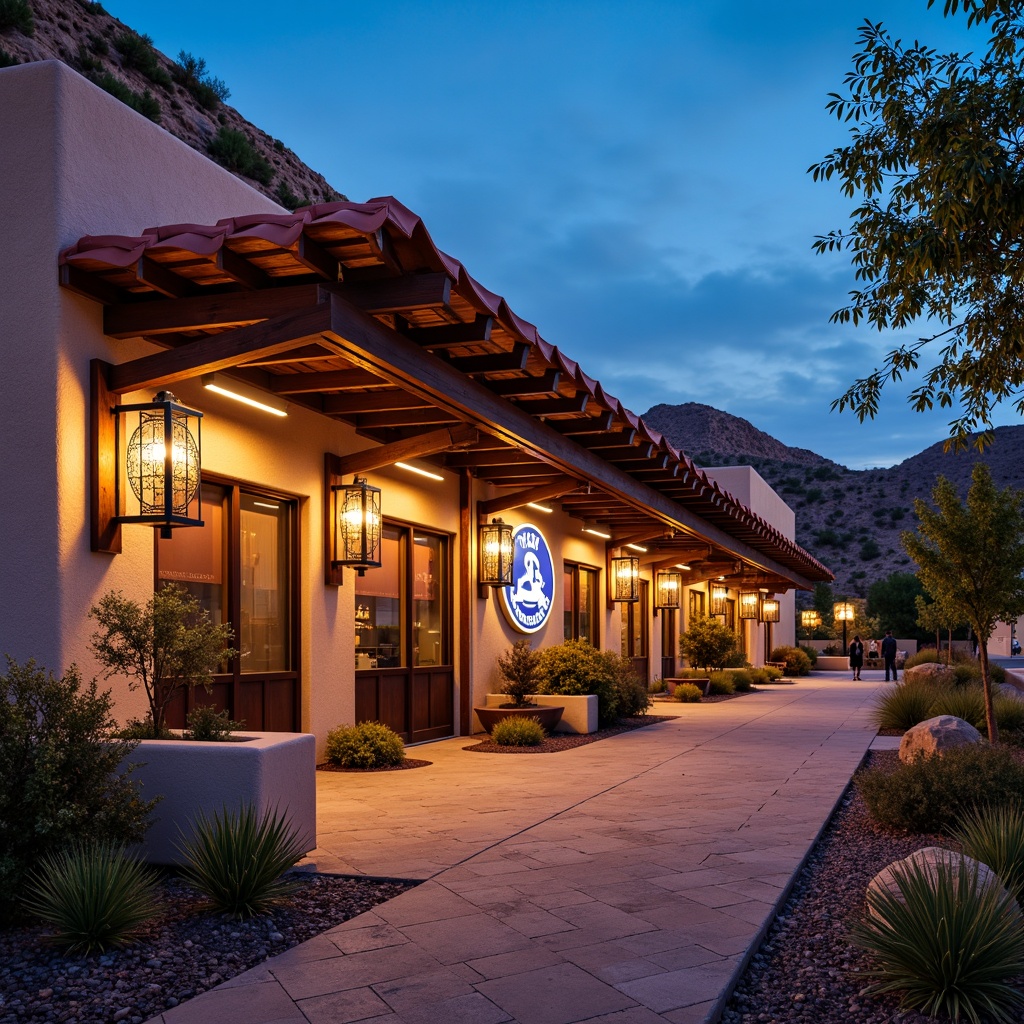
top-left (611, 555), bottom-right (640, 602)
top-left (758, 596), bottom-right (781, 623)
top-left (479, 518), bottom-right (514, 587)
top-left (834, 600), bottom-right (855, 654)
top-left (331, 476), bottom-right (382, 576)
top-left (655, 570), bottom-right (682, 609)
top-left (801, 609), bottom-right (822, 630)
top-left (710, 584), bottom-right (729, 616)
top-left (738, 590), bottom-right (760, 620)
top-left (115, 391), bottom-right (202, 538)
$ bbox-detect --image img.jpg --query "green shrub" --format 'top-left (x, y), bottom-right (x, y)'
top-left (275, 180), bottom-right (302, 210)
top-left (496, 639), bottom-right (540, 708)
top-left (88, 72), bottom-right (161, 122)
top-left (490, 716), bottom-right (545, 746)
top-left (858, 745), bottom-right (1024, 833)
top-left (870, 681), bottom-right (941, 731)
top-left (0, 659), bottom-right (155, 917)
top-left (208, 127), bottom-right (273, 184)
top-left (799, 644), bottom-right (818, 666)
top-left (905, 647), bottom-right (944, 668)
top-left (325, 721), bottom-right (405, 768)
top-left (673, 682), bottom-right (703, 703)
top-left (23, 844), bottom-right (158, 953)
top-left (680, 615), bottom-right (739, 671)
top-left (0, 47), bottom-right (18, 67)
top-left (183, 704), bottom-right (245, 742)
top-left (0, 0), bottom-right (34, 35)
top-left (536, 639), bottom-right (619, 726)
top-left (177, 804), bottom-right (306, 918)
top-left (647, 677), bottom-right (667, 694)
top-left (952, 804), bottom-right (1024, 907)
top-left (727, 668), bottom-right (754, 692)
top-left (113, 30), bottom-right (172, 87)
top-left (769, 645), bottom-right (812, 676)
top-left (850, 855), bottom-right (1024, 1023)
top-left (174, 50), bottom-right (230, 108)
top-left (952, 663), bottom-right (982, 687)
top-left (708, 671), bottom-right (735, 696)
top-left (930, 687), bottom-right (987, 729)
top-left (609, 654), bottom-right (651, 717)
top-left (995, 695), bottom-right (1024, 734)
top-left (749, 666), bottom-right (780, 685)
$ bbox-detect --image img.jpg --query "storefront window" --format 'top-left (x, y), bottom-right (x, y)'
top-left (564, 562), bottom-right (599, 644)
top-left (688, 588), bottom-right (705, 623)
top-left (620, 580), bottom-right (649, 659)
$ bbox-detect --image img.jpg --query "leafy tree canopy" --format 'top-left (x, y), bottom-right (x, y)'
top-left (866, 571), bottom-right (929, 640)
top-left (811, 0), bottom-right (1024, 450)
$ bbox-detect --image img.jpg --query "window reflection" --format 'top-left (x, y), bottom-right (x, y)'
top-left (239, 494), bottom-right (291, 672)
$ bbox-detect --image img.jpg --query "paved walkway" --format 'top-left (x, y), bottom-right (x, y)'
top-left (150, 673), bottom-right (885, 1024)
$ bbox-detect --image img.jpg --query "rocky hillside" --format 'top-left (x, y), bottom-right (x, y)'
top-left (0, 0), bottom-right (342, 209)
top-left (645, 402), bottom-right (1024, 600)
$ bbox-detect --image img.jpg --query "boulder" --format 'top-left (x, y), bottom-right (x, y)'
top-left (999, 683), bottom-right (1024, 702)
top-left (904, 662), bottom-right (956, 687)
top-left (867, 847), bottom-right (1007, 918)
top-left (899, 715), bottom-right (982, 763)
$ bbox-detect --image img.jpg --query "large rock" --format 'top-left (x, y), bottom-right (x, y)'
top-left (899, 715), bottom-right (982, 763)
top-left (868, 847), bottom-right (1007, 918)
top-left (999, 683), bottom-right (1024, 702)
top-left (904, 662), bottom-right (956, 687)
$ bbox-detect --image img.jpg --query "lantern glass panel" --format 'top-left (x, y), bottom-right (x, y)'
top-left (834, 601), bottom-right (855, 622)
top-left (759, 597), bottom-right (781, 623)
top-left (612, 555), bottom-right (640, 602)
top-left (655, 570), bottom-right (681, 609)
top-left (801, 609), bottom-right (821, 629)
top-left (334, 478), bottom-right (382, 575)
top-left (479, 519), bottom-right (514, 586)
top-left (711, 584), bottom-right (728, 616)
top-left (738, 591), bottom-right (760, 619)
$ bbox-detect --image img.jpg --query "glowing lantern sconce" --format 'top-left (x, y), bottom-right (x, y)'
top-left (611, 555), bottom-right (640, 602)
top-left (331, 476), bottom-right (382, 576)
top-left (479, 518), bottom-right (514, 587)
top-left (738, 591), bottom-right (760, 620)
top-left (801, 609), bottom-right (822, 630)
top-left (710, 584), bottom-right (729, 616)
top-left (655, 570), bottom-right (682, 609)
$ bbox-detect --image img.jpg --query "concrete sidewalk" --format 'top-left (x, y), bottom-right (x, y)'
top-left (149, 674), bottom-right (884, 1024)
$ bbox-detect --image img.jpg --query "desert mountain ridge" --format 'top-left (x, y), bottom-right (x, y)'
top-left (644, 402), bottom-right (1024, 599)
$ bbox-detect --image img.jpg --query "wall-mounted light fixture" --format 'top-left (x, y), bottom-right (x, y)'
top-left (395, 460), bottom-right (444, 482)
top-left (710, 584), bottom-right (729, 616)
top-left (201, 373), bottom-right (288, 417)
top-left (584, 525), bottom-right (612, 540)
top-left (738, 591), bottom-right (760, 620)
top-left (655, 570), bottom-right (682, 609)
top-left (114, 391), bottom-right (203, 539)
top-left (331, 476), bottom-right (382, 576)
top-left (758, 595), bottom-right (781, 623)
top-left (526, 502), bottom-right (553, 514)
top-left (801, 609), bottom-right (822, 630)
top-left (479, 518), bottom-right (514, 587)
top-left (626, 543), bottom-right (648, 553)
top-left (610, 554), bottom-right (640, 602)
top-left (676, 562), bottom-right (691, 571)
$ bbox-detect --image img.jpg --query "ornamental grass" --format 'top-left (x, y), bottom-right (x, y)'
top-left (490, 716), bottom-right (546, 746)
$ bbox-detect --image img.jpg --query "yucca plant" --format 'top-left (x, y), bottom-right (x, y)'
top-left (23, 843), bottom-right (159, 953)
top-left (850, 856), bottom-right (1024, 1023)
top-left (952, 804), bottom-right (1024, 908)
top-left (994, 695), bottom-right (1024, 734)
top-left (931, 687), bottom-right (987, 730)
top-left (869, 681), bottom-right (938, 731)
top-left (490, 715), bottom-right (545, 746)
top-left (177, 804), bottom-right (307, 918)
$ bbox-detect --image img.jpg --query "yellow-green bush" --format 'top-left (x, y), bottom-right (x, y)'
top-left (490, 716), bottom-right (546, 746)
top-left (325, 721), bottom-right (405, 768)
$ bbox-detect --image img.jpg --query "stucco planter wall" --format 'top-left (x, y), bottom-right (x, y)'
top-left (122, 731), bottom-right (316, 866)
top-left (479, 693), bottom-right (598, 734)
top-left (815, 656), bottom-right (851, 671)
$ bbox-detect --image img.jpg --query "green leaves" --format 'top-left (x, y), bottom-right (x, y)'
top-left (812, 3), bottom-right (1024, 449)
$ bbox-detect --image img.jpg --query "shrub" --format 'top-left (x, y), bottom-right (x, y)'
top-left (952, 804), bottom-right (1024, 907)
top-left (490, 716), bottom-right (545, 746)
top-left (23, 844), bottom-right (158, 953)
top-left (870, 680), bottom-right (942, 731)
top-left (0, 47), bottom-right (18, 67)
top-left (325, 721), bottom-right (405, 768)
top-left (536, 639), bottom-right (619, 727)
top-left (606, 652), bottom-right (650, 717)
top-left (849, 855), bottom-right (1024, 1022)
top-left (673, 683), bottom-right (703, 703)
top-left (905, 647), bottom-right (943, 668)
top-left (177, 804), bottom-right (306, 918)
top-left (708, 671), bottom-right (735, 696)
top-left (930, 687), bottom-right (987, 729)
top-left (183, 704), bottom-right (245, 742)
top-left (679, 615), bottom-right (739, 671)
top-left (90, 584), bottom-right (236, 737)
top-left (727, 669), bottom-right (754, 692)
top-left (208, 127), bottom-right (273, 185)
top-left (113, 30), bottom-right (171, 87)
top-left (647, 677), bottom-right (667, 694)
top-left (89, 72), bottom-right (162, 122)
top-left (0, 0), bottom-right (34, 35)
top-left (769, 645), bottom-right (812, 676)
top-left (799, 644), bottom-right (818, 666)
top-left (995, 695), bottom-right (1024, 734)
top-left (496, 639), bottom-right (540, 708)
top-left (858, 745), bottom-right (1024, 833)
top-left (749, 666), bottom-right (780, 685)
top-left (0, 659), bottom-right (155, 917)
top-left (275, 180), bottom-right (302, 210)
top-left (173, 50), bottom-right (230, 108)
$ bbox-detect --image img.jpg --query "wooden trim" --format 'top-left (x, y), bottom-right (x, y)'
top-left (476, 476), bottom-right (583, 519)
top-left (459, 470), bottom-right (472, 736)
top-left (324, 453), bottom-right (344, 586)
top-left (403, 314), bottom-right (492, 348)
top-left (332, 424), bottom-right (479, 477)
top-left (270, 368), bottom-right (385, 393)
top-left (90, 359), bottom-right (122, 553)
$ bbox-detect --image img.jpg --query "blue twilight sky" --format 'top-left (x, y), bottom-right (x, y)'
top-left (101, 1), bottom-right (1010, 469)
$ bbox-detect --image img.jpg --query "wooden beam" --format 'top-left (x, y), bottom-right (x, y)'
top-left (135, 257), bottom-right (196, 299)
top-left (104, 283), bottom-right (323, 339)
top-left (546, 413), bottom-right (616, 435)
top-left (514, 394), bottom-right (589, 416)
top-left (353, 408), bottom-right (459, 429)
top-left (478, 476), bottom-right (583, 519)
top-left (60, 263), bottom-right (126, 306)
top-left (587, 441), bottom-right (654, 460)
top-left (332, 273), bottom-right (451, 314)
top-left (242, 344), bottom-right (337, 367)
top-left (296, 235), bottom-right (343, 282)
top-left (334, 424), bottom-right (479, 477)
top-left (486, 369), bottom-right (560, 397)
top-left (90, 360), bottom-right (121, 554)
top-left (217, 247), bottom-right (273, 290)
top-left (443, 345), bottom-right (530, 375)
top-left (324, 292), bottom-right (813, 586)
top-left (321, 392), bottom-right (432, 415)
top-left (443, 449), bottom-right (538, 468)
top-left (608, 528), bottom-right (674, 550)
top-left (108, 303), bottom-right (332, 392)
top-left (270, 368), bottom-right (386, 393)
top-left (403, 314), bottom-right (492, 349)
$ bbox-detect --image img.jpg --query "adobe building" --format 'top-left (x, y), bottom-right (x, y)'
top-left (0, 62), bottom-right (832, 754)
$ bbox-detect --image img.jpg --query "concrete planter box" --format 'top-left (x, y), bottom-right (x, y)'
top-left (815, 656), bottom-right (851, 671)
top-left (479, 693), bottom-right (598, 734)
top-left (122, 731), bottom-right (316, 866)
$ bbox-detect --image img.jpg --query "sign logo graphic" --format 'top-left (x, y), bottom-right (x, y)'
top-left (500, 523), bottom-right (555, 634)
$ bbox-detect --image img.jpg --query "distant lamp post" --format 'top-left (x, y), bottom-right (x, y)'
top-left (710, 584), bottom-right (729, 616)
top-left (834, 601), bottom-right (855, 655)
top-left (611, 555), bottom-right (640, 602)
top-left (801, 609), bottom-right (822, 631)
top-left (760, 595), bottom-right (781, 659)
top-left (655, 570), bottom-right (682, 610)
top-left (738, 591), bottom-right (760, 620)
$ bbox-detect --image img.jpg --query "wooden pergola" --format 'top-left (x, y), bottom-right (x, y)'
top-left (61, 196), bottom-right (832, 599)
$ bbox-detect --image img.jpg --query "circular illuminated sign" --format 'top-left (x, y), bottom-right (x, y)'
top-left (499, 523), bottom-right (555, 634)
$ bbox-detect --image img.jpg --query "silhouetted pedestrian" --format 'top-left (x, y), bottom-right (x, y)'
top-left (881, 630), bottom-right (898, 682)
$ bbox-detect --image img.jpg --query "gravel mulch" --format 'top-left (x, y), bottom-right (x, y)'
top-left (0, 873), bottom-right (413, 1024)
top-left (464, 713), bottom-right (679, 753)
top-left (316, 757), bottom-right (433, 772)
top-left (722, 749), bottom-right (1024, 1024)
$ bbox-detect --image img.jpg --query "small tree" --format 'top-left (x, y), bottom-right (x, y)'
top-left (496, 639), bottom-right (540, 708)
top-left (679, 615), bottom-right (739, 672)
top-left (914, 592), bottom-right (967, 663)
top-left (90, 584), bottom-right (236, 738)
top-left (902, 464), bottom-right (1024, 742)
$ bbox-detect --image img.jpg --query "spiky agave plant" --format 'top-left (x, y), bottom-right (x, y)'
top-left (850, 856), bottom-right (1024, 1023)
top-left (952, 804), bottom-right (1024, 909)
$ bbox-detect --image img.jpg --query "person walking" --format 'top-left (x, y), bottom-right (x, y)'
top-left (849, 635), bottom-right (864, 680)
top-left (881, 629), bottom-right (898, 682)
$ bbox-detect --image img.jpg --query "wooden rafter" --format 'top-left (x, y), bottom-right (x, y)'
top-left (477, 476), bottom-right (584, 519)
top-left (333, 424), bottom-right (479, 477)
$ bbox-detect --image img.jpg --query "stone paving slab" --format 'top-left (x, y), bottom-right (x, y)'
top-left (145, 674), bottom-right (882, 1024)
